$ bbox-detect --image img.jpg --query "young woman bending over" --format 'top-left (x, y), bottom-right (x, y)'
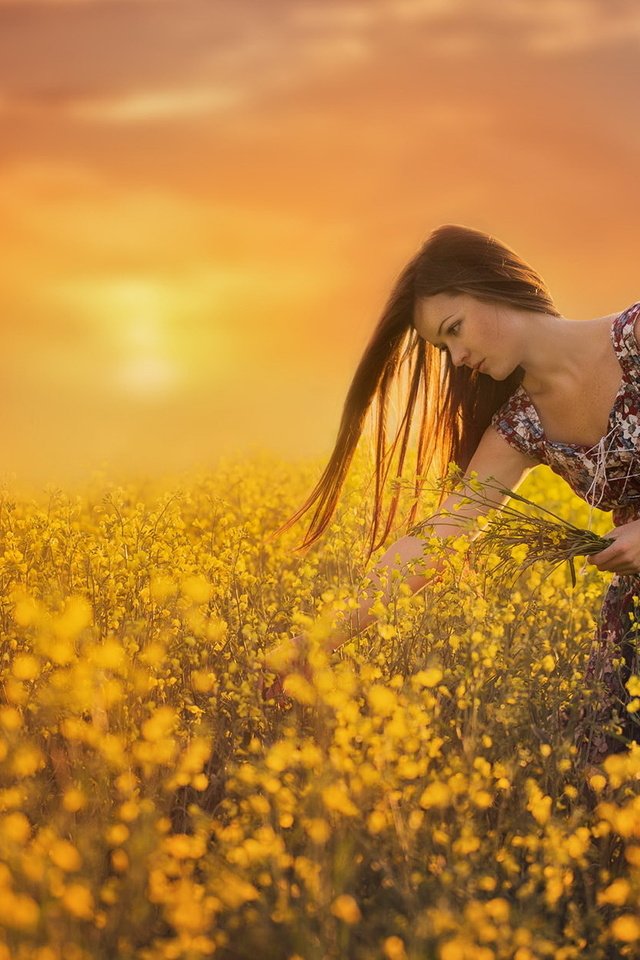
top-left (264, 224), bottom-right (640, 769)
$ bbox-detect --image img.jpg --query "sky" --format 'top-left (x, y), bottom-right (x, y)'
top-left (1, 0), bottom-right (639, 492)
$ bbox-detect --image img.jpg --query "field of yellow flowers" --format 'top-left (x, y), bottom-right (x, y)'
top-left (1, 447), bottom-right (639, 960)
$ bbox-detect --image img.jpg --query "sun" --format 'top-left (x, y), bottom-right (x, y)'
top-left (47, 270), bottom-right (241, 412)
top-left (104, 280), bottom-right (184, 398)
top-left (52, 276), bottom-right (189, 400)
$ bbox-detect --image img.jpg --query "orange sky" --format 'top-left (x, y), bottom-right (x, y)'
top-left (1, 0), bottom-right (639, 491)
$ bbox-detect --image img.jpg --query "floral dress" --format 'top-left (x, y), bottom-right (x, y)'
top-left (491, 301), bottom-right (640, 766)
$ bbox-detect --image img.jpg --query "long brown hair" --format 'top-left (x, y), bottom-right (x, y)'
top-left (269, 224), bottom-right (561, 562)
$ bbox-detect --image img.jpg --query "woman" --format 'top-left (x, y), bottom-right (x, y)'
top-left (262, 223), bottom-right (640, 770)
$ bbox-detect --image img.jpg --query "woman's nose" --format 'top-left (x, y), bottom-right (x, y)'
top-left (450, 348), bottom-right (469, 368)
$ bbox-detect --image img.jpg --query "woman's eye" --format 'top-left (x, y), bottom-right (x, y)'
top-left (448, 320), bottom-right (462, 336)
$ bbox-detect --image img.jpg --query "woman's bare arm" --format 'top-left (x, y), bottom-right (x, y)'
top-left (320, 425), bottom-right (539, 651)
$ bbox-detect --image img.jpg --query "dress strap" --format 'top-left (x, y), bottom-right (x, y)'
top-left (490, 386), bottom-right (545, 464)
top-left (611, 301), bottom-right (640, 384)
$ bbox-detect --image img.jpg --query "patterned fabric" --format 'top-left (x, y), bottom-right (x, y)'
top-left (575, 577), bottom-right (640, 764)
top-left (491, 302), bottom-right (640, 766)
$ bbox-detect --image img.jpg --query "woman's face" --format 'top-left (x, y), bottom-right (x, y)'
top-left (413, 291), bottom-right (516, 380)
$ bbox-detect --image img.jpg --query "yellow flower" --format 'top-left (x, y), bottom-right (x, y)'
top-left (52, 596), bottom-right (92, 641)
top-left (626, 674), bottom-right (640, 696)
top-left (525, 781), bottom-right (552, 825)
top-left (0, 893), bottom-right (39, 929)
top-left (11, 743), bottom-right (44, 778)
top-left (105, 824), bottom-right (130, 846)
top-left (163, 834), bottom-right (207, 859)
top-left (471, 790), bottom-right (493, 809)
top-left (180, 575), bottom-right (212, 604)
top-left (283, 673), bottom-right (317, 706)
top-left (12, 593), bottom-right (44, 628)
top-left (478, 876), bottom-right (497, 892)
top-left (625, 846), bottom-right (640, 867)
top-left (321, 783), bottom-right (359, 817)
top-left (119, 801), bottom-right (139, 822)
top-left (178, 738), bottom-right (212, 775)
top-left (0, 707), bottom-right (22, 731)
top-left (412, 667), bottom-right (443, 688)
top-left (451, 536), bottom-right (469, 554)
top-left (383, 937), bottom-right (407, 960)
top-left (330, 894), bottom-right (361, 924)
top-left (191, 669), bottom-right (216, 693)
top-left (305, 818), bottom-right (331, 844)
top-left (0, 812), bottom-right (30, 845)
top-left (610, 914), bottom-right (640, 942)
top-left (453, 833), bottom-right (480, 855)
top-left (61, 884), bottom-right (94, 920)
top-left (440, 937), bottom-right (471, 960)
top-left (206, 618), bottom-right (227, 644)
top-left (367, 810), bottom-right (387, 835)
top-left (111, 849), bottom-right (129, 873)
top-left (12, 654), bottom-right (40, 681)
top-left (49, 839), bottom-right (82, 872)
top-left (149, 575), bottom-right (177, 601)
top-left (91, 640), bottom-right (126, 671)
top-left (215, 873), bottom-right (260, 909)
top-left (62, 787), bottom-right (86, 812)
top-left (597, 878), bottom-right (630, 906)
top-left (367, 684), bottom-right (397, 717)
top-left (565, 827), bottom-right (590, 861)
top-left (266, 738), bottom-right (299, 773)
top-left (142, 706), bottom-right (177, 742)
top-left (485, 898), bottom-right (510, 922)
top-left (510, 544), bottom-right (529, 563)
top-left (419, 781), bottom-right (452, 809)
top-left (193, 773), bottom-right (209, 791)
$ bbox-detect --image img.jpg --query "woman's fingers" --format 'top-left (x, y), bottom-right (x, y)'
top-left (590, 561), bottom-right (639, 575)
top-left (261, 672), bottom-right (291, 705)
top-left (587, 522), bottom-right (640, 573)
top-left (263, 678), bottom-right (291, 708)
top-left (261, 674), bottom-right (279, 699)
top-left (587, 546), bottom-right (638, 573)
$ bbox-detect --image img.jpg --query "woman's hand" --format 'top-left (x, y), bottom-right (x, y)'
top-left (259, 634), bottom-right (310, 704)
top-left (586, 519), bottom-right (640, 575)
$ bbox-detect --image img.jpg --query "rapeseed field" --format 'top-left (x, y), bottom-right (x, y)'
top-left (0, 449), bottom-right (639, 960)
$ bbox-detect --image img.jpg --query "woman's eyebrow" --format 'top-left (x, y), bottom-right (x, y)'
top-left (428, 312), bottom-right (456, 347)
top-left (437, 312), bottom-right (455, 337)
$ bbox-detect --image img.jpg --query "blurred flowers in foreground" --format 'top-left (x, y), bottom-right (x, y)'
top-left (0, 450), bottom-right (638, 959)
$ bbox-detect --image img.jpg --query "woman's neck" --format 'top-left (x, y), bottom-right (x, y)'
top-left (519, 313), bottom-right (614, 398)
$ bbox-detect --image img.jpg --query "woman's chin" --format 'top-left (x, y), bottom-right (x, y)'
top-left (483, 364), bottom-right (511, 382)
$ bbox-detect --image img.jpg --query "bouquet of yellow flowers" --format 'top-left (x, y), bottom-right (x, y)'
top-left (406, 467), bottom-right (610, 587)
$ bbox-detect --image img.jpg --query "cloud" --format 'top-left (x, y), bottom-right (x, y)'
top-left (292, 0), bottom-right (462, 29)
top-left (0, 0), bottom-right (636, 133)
top-left (0, 157), bottom-right (356, 278)
top-left (291, 0), bottom-right (640, 58)
top-left (484, 0), bottom-right (640, 53)
top-left (0, 1), bottom-right (372, 123)
top-left (0, 1), bottom-right (161, 5)
top-left (65, 85), bottom-right (245, 122)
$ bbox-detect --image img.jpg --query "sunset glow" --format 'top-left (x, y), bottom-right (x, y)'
top-left (0, 0), bottom-right (638, 489)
